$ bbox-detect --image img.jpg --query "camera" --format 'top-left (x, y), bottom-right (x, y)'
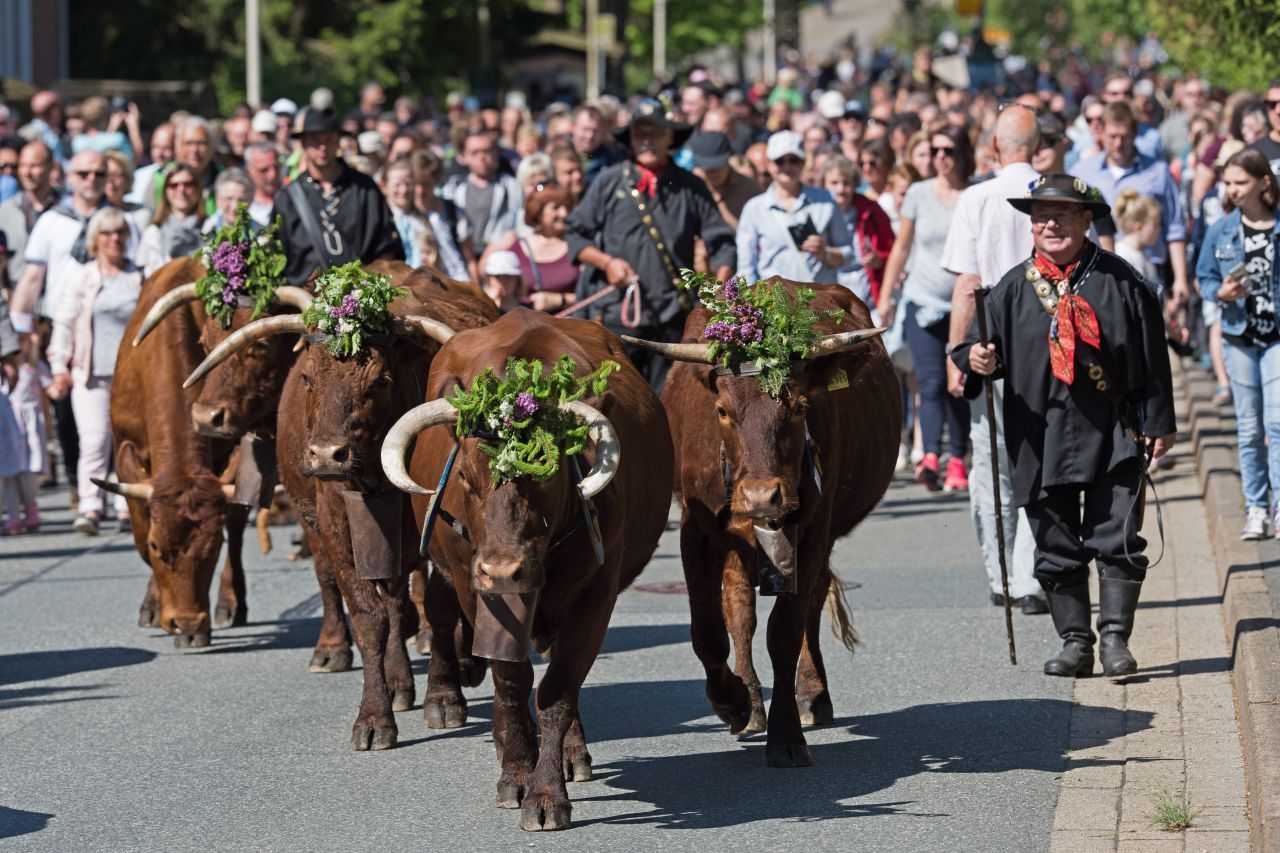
top-left (110, 96), bottom-right (129, 114)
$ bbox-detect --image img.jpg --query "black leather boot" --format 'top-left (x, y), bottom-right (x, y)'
top-left (1097, 577), bottom-right (1142, 677)
top-left (1043, 582), bottom-right (1095, 677)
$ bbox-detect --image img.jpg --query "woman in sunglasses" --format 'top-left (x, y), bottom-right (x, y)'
top-left (878, 125), bottom-right (975, 492)
top-left (859, 138), bottom-right (897, 228)
top-left (135, 164), bottom-right (203, 276)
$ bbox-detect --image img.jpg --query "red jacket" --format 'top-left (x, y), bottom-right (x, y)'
top-left (849, 195), bottom-right (895, 304)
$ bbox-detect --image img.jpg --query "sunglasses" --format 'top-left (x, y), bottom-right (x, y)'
top-left (774, 156), bottom-right (803, 167)
top-left (99, 229), bottom-right (130, 238)
top-left (1267, 100), bottom-right (1280, 111)
top-left (1086, 114), bottom-right (1105, 124)
top-left (532, 181), bottom-right (558, 192)
top-left (1105, 89), bottom-right (1131, 99)
top-left (167, 180), bottom-right (196, 190)
top-left (859, 158), bottom-right (881, 169)
top-left (0, 161), bottom-right (16, 172)
top-left (75, 169), bottom-right (106, 179)
top-left (931, 145), bottom-right (956, 158)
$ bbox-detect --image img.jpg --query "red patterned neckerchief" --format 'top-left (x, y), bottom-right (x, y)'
top-left (1032, 246), bottom-right (1100, 385)
top-left (634, 162), bottom-right (667, 198)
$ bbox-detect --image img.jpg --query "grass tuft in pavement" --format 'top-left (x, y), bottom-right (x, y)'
top-left (1147, 789), bottom-right (1201, 831)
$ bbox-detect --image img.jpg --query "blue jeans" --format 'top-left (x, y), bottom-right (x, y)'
top-left (1224, 340), bottom-right (1280, 509)
top-left (904, 306), bottom-right (969, 458)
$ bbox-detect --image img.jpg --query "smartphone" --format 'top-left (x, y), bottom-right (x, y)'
top-left (1227, 262), bottom-right (1248, 281)
top-left (787, 216), bottom-right (818, 247)
top-left (110, 96), bottom-right (129, 114)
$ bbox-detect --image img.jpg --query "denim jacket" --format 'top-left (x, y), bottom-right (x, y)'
top-left (1196, 207), bottom-right (1280, 338)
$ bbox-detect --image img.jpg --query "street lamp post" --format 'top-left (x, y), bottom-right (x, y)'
top-left (246, 0), bottom-right (261, 107)
top-left (654, 0), bottom-right (667, 77)
top-left (763, 0), bottom-right (776, 85)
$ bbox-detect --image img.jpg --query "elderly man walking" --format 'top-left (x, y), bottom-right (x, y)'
top-left (952, 175), bottom-right (1175, 678)
top-left (940, 103), bottom-right (1049, 614)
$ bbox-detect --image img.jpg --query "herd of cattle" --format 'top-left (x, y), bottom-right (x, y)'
top-left (101, 259), bottom-right (900, 832)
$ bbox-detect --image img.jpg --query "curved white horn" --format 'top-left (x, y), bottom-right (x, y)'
top-left (620, 335), bottom-right (713, 364)
top-left (388, 315), bottom-right (456, 346)
top-left (183, 314), bottom-right (308, 389)
top-left (272, 286), bottom-right (314, 311)
top-left (380, 399), bottom-right (459, 496)
top-left (91, 477), bottom-right (154, 501)
top-left (561, 400), bottom-right (620, 501)
top-left (806, 327), bottom-right (887, 358)
top-left (133, 283), bottom-right (199, 347)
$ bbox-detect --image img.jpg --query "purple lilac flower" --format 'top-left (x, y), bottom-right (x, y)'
top-left (221, 285), bottom-right (238, 305)
top-left (722, 279), bottom-right (739, 302)
top-left (211, 242), bottom-right (247, 278)
top-left (329, 292), bottom-right (360, 321)
top-left (513, 392), bottom-right (539, 419)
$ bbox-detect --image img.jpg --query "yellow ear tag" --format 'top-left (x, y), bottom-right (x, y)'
top-left (827, 367), bottom-right (849, 391)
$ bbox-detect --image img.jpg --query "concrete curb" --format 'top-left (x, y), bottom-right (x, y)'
top-left (1178, 357), bottom-right (1280, 850)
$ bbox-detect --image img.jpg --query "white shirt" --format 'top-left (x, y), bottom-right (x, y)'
top-left (23, 205), bottom-right (139, 322)
top-left (249, 197), bottom-right (273, 227)
top-left (939, 161), bottom-right (1039, 288)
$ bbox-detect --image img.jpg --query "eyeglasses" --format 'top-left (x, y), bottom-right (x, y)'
top-left (1267, 100), bottom-right (1280, 112)
top-left (775, 156), bottom-right (803, 167)
top-left (859, 158), bottom-right (881, 169)
top-left (0, 161), bottom-right (16, 172)
top-left (1030, 211), bottom-right (1085, 226)
top-left (1086, 114), bottom-right (1105, 125)
top-left (167, 180), bottom-right (196, 190)
top-left (75, 169), bottom-right (106, 180)
top-left (99, 229), bottom-right (130, 239)
top-left (931, 145), bottom-right (956, 158)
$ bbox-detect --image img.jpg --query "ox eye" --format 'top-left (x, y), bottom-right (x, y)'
top-left (301, 373), bottom-right (312, 389)
top-left (715, 405), bottom-right (728, 419)
top-left (793, 399), bottom-right (810, 416)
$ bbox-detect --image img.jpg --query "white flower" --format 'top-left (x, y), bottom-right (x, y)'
top-left (338, 319), bottom-right (354, 335)
top-left (486, 414), bottom-right (501, 431)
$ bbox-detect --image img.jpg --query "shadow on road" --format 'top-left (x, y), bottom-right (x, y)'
top-left (0, 684), bottom-right (117, 711)
top-left (0, 805), bottom-right (54, 839)
top-left (575, 697), bottom-right (1149, 829)
top-left (193, 618), bottom-right (325, 655)
top-left (598, 624), bottom-right (690, 657)
top-left (0, 646), bottom-right (156, 687)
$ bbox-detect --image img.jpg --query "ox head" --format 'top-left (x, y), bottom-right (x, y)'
top-left (184, 309), bottom-right (457, 490)
top-left (623, 328), bottom-right (883, 521)
top-left (94, 474), bottom-right (237, 647)
top-left (132, 284), bottom-right (315, 440)
top-left (381, 397), bottom-right (619, 595)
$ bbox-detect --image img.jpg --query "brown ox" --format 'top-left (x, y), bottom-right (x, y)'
top-left (101, 258), bottom-right (248, 647)
top-left (185, 281), bottom-right (497, 750)
top-left (381, 309), bottom-right (674, 831)
top-left (625, 278), bottom-right (899, 767)
top-left (134, 259), bottom-right (416, 673)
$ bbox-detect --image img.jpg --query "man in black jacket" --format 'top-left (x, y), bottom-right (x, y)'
top-left (272, 108), bottom-right (403, 285)
top-left (566, 99), bottom-right (735, 388)
top-left (952, 175), bottom-right (1176, 679)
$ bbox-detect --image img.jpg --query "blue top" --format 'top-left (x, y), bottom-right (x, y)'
top-left (1070, 150), bottom-right (1186, 265)
top-left (1196, 206), bottom-right (1280, 340)
top-left (736, 184), bottom-right (852, 284)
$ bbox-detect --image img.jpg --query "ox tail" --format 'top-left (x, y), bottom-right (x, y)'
top-left (826, 573), bottom-right (859, 652)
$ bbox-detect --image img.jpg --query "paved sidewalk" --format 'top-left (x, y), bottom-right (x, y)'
top-left (1050, 394), bottom-right (1251, 850)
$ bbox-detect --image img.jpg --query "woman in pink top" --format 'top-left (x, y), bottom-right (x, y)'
top-left (484, 184), bottom-right (580, 313)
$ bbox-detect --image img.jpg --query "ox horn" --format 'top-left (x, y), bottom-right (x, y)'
top-left (380, 399), bottom-right (458, 496)
top-left (272, 286), bottom-right (313, 311)
top-left (806, 327), bottom-right (888, 358)
top-left (388, 315), bottom-right (457, 346)
top-left (619, 336), bottom-right (713, 364)
top-left (133, 283), bottom-right (200, 347)
top-left (560, 400), bottom-right (620, 501)
top-left (183, 314), bottom-right (308, 389)
top-left (91, 477), bottom-right (154, 501)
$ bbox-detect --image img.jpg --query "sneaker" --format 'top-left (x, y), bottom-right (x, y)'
top-left (73, 513), bottom-right (100, 536)
top-left (943, 457), bottom-right (969, 492)
top-left (22, 503), bottom-right (40, 533)
top-left (2, 518), bottom-right (23, 536)
top-left (895, 443), bottom-right (909, 473)
top-left (915, 452), bottom-right (942, 491)
top-left (1242, 506), bottom-right (1269, 540)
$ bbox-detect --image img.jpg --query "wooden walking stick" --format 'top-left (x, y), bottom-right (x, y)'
top-left (974, 287), bottom-right (1017, 666)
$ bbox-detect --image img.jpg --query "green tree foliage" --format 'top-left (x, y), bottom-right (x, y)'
top-left (621, 0), bottom-right (764, 91)
top-left (68, 0), bottom-right (552, 113)
top-left (1148, 0), bottom-right (1280, 90)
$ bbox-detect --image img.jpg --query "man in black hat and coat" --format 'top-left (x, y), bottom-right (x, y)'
top-left (272, 107), bottom-right (403, 285)
top-left (565, 99), bottom-right (737, 389)
top-left (950, 174), bottom-right (1176, 679)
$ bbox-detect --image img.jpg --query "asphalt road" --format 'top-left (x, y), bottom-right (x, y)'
top-left (0, 473), bottom-right (1079, 852)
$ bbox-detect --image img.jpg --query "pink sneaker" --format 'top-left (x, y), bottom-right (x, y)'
top-left (23, 503), bottom-right (40, 533)
top-left (3, 518), bottom-right (24, 536)
top-left (944, 457), bottom-right (969, 492)
top-left (915, 452), bottom-right (941, 491)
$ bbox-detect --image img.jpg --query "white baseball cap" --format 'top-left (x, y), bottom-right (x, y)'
top-left (357, 130), bottom-right (384, 154)
top-left (817, 90), bottom-right (847, 120)
top-left (270, 97), bottom-right (298, 116)
top-left (483, 250), bottom-right (522, 278)
top-left (251, 110), bottom-right (277, 135)
top-left (765, 130), bottom-right (804, 162)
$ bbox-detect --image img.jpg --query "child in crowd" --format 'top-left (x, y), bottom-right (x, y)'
top-left (0, 336), bottom-right (50, 534)
top-left (1113, 188), bottom-right (1163, 292)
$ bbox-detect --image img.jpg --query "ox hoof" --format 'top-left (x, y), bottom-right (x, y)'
top-left (213, 604), bottom-right (248, 629)
top-left (714, 699), bottom-right (753, 735)
top-left (352, 723), bottom-right (397, 751)
top-left (458, 656), bottom-right (489, 689)
top-left (562, 754), bottom-right (593, 783)
top-left (138, 605), bottom-right (160, 629)
top-left (308, 648), bottom-right (353, 673)
top-left (737, 708), bottom-right (768, 736)
top-left (798, 696), bottom-right (834, 727)
top-left (424, 700), bottom-right (467, 729)
top-left (173, 632), bottom-right (211, 649)
top-left (519, 796), bottom-right (572, 832)
top-left (391, 687), bottom-right (415, 713)
top-left (414, 628), bottom-right (432, 657)
top-left (766, 741), bottom-right (814, 768)
top-left (496, 783), bottom-right (524, 809)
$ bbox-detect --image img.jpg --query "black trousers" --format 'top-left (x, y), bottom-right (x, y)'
top-left (607, 313), bottom-right (688, 394)
top-left (1024, 459), bottom-right (1147, 590)
top-left (52, 393), bottom-right (79, 487)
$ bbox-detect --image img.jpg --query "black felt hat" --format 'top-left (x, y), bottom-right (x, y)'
top-left (1008, 173), bottom-right (1111, 218)
top-left (688, 131), bottom-right (732, 169)
top-left (613, 98), bottom-right (695, 149)
top-left (291, 107), bottom-right (345, 139)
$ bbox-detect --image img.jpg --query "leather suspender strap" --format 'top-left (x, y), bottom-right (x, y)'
top-left (286, 180), bottom-right (330, 271)
top-left (622, 165), bottom-right (691, 311)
